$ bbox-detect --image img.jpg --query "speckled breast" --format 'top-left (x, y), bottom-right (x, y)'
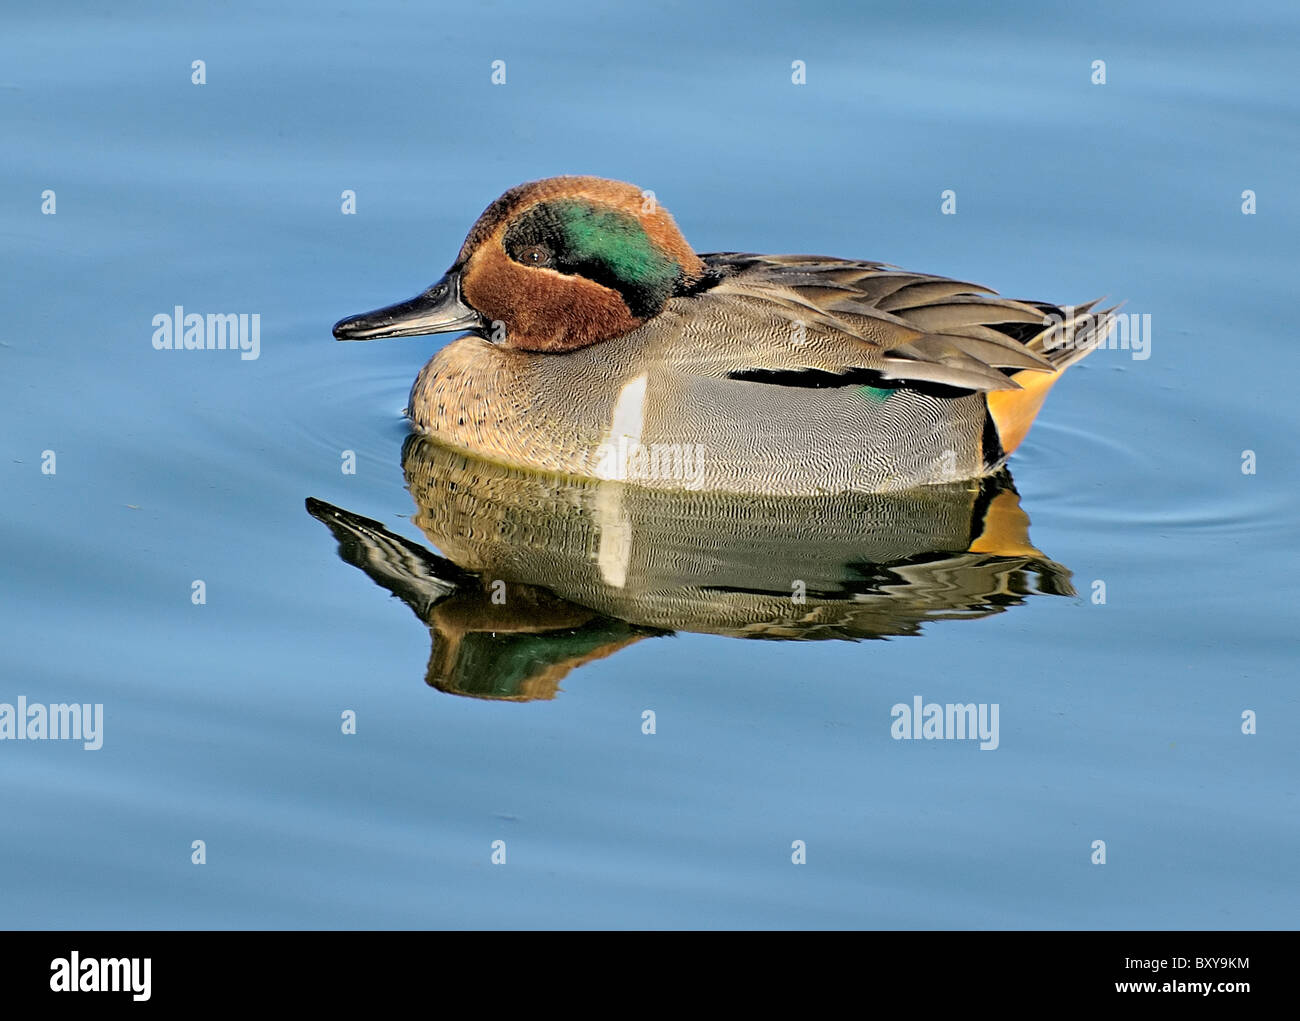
top-left (407, 333), bottom-right (990, 495)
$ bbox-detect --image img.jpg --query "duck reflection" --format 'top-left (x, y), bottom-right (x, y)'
top-left (307, 434), bottom-right (1073, 701)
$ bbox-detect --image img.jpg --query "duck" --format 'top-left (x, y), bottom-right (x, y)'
top-left (333, 176), bottom-right (1107, 495)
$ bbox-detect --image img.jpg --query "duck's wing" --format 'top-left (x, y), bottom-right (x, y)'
top-left (686, 253), bottom-right (1105, 393)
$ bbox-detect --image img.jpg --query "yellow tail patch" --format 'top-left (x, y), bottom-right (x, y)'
top-left (986, 368), bottom-right (1064, 455)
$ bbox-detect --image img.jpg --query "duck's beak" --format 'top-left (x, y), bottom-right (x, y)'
top-left (332, 271), bottom-right (487, 341)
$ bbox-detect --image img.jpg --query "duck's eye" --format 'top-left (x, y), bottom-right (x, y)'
top-left (517, 244), bottom-right (552, 266)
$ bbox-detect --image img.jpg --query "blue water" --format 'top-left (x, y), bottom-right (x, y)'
top-left (3, 0), bottom-right (1298, 928)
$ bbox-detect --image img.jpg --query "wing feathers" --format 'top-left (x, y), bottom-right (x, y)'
top-left (696, 253), bottom-right (1090, 394)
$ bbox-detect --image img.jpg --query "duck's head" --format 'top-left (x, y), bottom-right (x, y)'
top-left (333, 176), bottom-right (706, 352)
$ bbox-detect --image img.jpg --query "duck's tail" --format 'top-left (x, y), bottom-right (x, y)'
top-left (986, 298), bottom-right (1117, 455)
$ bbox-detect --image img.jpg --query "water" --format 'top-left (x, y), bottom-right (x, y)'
top-left (3, 0), bottom-right (1297, 929)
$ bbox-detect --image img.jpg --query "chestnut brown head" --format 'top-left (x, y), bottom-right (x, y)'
top-left (333, 176), bottom-right (705, 352)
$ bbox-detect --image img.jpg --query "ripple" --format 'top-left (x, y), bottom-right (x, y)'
top-left (1013, 385), bottom-right (1294, 541)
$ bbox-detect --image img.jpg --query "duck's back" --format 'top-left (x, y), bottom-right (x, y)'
top-left (409, 253), bottom-right (1104, 494)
